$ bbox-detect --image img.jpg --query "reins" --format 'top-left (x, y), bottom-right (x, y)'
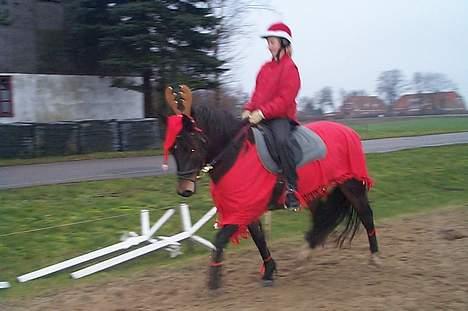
top-left (201, 120), bottom-right (251, 174)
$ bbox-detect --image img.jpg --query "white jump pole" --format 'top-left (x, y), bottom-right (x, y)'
top-left (0, 281), bottom-right (10, 289)
top-left (70, 204), bottom-right (217, 279)
top-left (17, 208), bottom-right (175, 283)
top-left (71, 232), bottom-right (191, 279)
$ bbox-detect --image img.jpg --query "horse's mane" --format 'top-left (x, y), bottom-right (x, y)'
top-left (192, 102), bottom-right (242, 143)
top-left (191, 102), bottom-right (245, 182)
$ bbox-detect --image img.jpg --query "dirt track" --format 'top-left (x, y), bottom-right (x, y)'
top-left (3, 207), bottom-right (467, 311)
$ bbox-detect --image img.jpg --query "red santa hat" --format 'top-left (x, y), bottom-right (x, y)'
top-left (261, 22), bottom-right (293, 44)
top-left (162, 114), bottom-right (183, 170)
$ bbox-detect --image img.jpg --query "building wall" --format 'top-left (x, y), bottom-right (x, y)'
top-left (0, 74), bottom-right (144, 123)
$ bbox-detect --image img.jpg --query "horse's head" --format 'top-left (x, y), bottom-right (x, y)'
top-left (164, 85), bottom-right (208, 197)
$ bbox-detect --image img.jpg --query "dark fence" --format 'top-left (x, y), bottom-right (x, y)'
top-left (0, 123), bottom-right (36, 158)
top-left (0, 118), bottom-right (161, 158)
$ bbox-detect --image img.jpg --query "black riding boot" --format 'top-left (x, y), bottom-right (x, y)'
top-left (285, 183), bottom-right (300, 211)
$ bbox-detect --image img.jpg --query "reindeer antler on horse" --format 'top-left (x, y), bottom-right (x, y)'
top-left (163, 85), bottom-right (380, 290)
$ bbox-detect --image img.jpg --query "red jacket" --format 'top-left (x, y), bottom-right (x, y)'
top-left (244, 54), bottom-right (301, 120)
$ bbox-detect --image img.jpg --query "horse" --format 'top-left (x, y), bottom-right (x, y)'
top-left (163, 85), bottom-right (380, 290)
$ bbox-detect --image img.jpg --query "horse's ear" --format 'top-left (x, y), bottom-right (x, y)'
top-left (179, 85), bottom-right (193, 116)
top-left (165, 86), bottom-right (182, 115)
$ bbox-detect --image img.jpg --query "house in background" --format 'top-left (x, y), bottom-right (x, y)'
top-left (0, 0), bottom-right (144, 124)
top-left (340, 96), bottom-right (387, 118)
top-left (392, 91), bottom-right (466, 116)
top-left (0, 74), bottom-right (143, 124)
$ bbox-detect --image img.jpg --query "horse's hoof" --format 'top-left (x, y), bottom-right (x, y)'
top-left (208, 275), bottom-right (221, 290)
top-left (208, 265), bottom-right (222, 290)
top-left (369, 253), bottom-right (382, 267)
top-left (208, 280), bottom-right (221, 290)
top-left (263, 279), bottom-right (274, 287)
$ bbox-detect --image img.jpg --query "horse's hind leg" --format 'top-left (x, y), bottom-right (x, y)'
top-left (339, 179), bottom-right (380, 264)
top-left (208, 224), bottom-right (238, 290)
top-left (248, 221), bottom-right (277, 286)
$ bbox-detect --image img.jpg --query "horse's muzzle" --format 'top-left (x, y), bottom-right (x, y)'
top-left (176, 179), bottom-right (196, 197)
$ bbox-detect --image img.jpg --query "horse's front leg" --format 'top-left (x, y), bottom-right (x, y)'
top-left (248, 221), bottom-right (277, 286)
top-left (208, 224), bottom-right (238, 290)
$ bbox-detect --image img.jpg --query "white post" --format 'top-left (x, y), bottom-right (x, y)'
top-left (263, 211), bottom-right (272, 244)
top-left (71, 232), bottom-right (191, 279)
top-left (140, 209), bottom-right (150, 236)
top-left (17, 235), bottom-right (148, 283)
top-left (189, 207), bottom-right (217, 235)
top-left (0, 281), bottom-right (10, 289)
top-left (71, 205), bottom-right (217, 279)
top-left (148, 209), bottom-right (175, 237)
top-left (179, 203), bottom-right (192, 232)
top-left (17, 205), bottom-right (217, 282)
top-left (190, 235), bottom-right (215, 250)
top-left (17, 208), bottom-right (175, 283)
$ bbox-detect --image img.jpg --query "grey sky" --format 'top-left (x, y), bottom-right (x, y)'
top-left (234, 0), bottom-right (468, 107)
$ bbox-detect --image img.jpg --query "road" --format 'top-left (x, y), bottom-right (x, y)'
top-left (1, 132), bottom-right (467, 189)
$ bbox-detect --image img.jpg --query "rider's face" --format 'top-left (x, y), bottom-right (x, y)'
top-left (267, 37), bottom-right (281, 57)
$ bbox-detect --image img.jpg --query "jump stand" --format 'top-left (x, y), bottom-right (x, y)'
top-left (0, 281), bottom-right (10, 289)
top-left (17, 204), bottom-right (216, 282)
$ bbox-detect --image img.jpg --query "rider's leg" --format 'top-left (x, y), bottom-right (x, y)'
top-left (266, 118), bottom-right (299, 210)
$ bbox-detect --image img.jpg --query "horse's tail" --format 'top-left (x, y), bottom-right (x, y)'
top-left (305, 187), bottom-right (360, 248)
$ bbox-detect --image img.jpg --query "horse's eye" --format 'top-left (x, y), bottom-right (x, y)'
top-left (191, 149), bottom-right (195, 152)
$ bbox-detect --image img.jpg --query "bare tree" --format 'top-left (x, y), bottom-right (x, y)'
top-left (299, 96), bottom-right (321, 115)
top-left (209, 1), bottom-right (274, 104)
top-left (315, 87), bottom-right (335, 113)
top-left (340, 88), bottom-right (368, 101)
top-left (376, 69), bottom-right (405, 111)
top-left (412, 72), bottom-right (457, 93)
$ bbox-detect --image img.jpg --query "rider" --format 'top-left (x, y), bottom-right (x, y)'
top-left (242, 22), bottom-right (301, 210)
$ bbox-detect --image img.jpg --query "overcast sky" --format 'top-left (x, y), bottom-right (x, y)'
top-left (233, 0), bottom-right (468, 106)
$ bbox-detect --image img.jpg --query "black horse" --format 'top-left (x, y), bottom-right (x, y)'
top-left (164, 86), bottom-right (380, 290)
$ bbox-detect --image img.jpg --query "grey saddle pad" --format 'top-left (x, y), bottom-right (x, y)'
top-left (252, 125), bottom-right (327, 174)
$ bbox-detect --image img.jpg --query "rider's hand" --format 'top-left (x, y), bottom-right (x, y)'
top-left (249, 110), bottom-right (264, 124)
top-left (241, 110), bottom-right (251, 120)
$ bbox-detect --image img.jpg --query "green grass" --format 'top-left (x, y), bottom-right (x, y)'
top-left (342, 116), bottom-right (468, 140)
top-left (1, 116), bottom-right (467, 167)
top-left (0, 144), bottom-right (467, 299)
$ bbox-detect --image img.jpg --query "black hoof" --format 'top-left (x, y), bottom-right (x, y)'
top-left (261, 258), bottom-right (277, 287)
top-left (208, 265), bottom-right (222, 290)
top-left (208, 281), bottom-right (221, 290)
top-left (262, 279), bottom-right (274, 287)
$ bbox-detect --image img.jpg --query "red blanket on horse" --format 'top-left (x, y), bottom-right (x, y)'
top-left (210, 121), bottom-right (373, 242)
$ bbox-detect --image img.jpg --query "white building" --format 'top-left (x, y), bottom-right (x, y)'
top-left (0, 74), bottom-right (143, 123)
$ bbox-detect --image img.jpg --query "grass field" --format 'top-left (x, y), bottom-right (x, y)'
top-left (0, 116), bottom-right (467, 167)
top-left (343, 115), bottom-right (468, 139)
top-left (0, 144), bottom-right (467, 298)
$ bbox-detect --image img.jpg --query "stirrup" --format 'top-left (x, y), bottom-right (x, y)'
top-left (284, 190), bottom-right (300, 212)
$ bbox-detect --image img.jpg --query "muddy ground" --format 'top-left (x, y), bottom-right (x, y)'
top-left (2, 207), bottom-right (467, 311)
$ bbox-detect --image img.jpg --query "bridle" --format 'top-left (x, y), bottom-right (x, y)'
top-left (200, 120), bottom-right (250, 174)
top-left (164, 84), bottom-right (251, 183)
top-left (175, 119), bottom-right (250, 181)
top-left (174, 130), bottom-right (208, 181)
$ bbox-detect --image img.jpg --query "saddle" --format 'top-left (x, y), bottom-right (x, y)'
top-left (252, 124), bottom-right (326, 210)
top-left (252, 125), bottom-right (326, 173)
